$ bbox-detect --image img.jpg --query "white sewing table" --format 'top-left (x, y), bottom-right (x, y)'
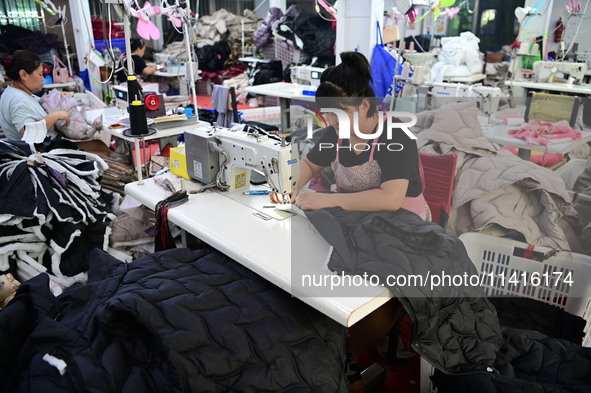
top-left (483, 122), bottom-right (591, 160)
top-left (42, 81), bottom-right (77, 91)
top-left (124, 173), bottom-right (392, 327)
top-left (86, 106), bottom-right (207, 183)
top-left (244, 82), bottom-right (317, 132)
top-left (505, 80), bottom-right (591, 96)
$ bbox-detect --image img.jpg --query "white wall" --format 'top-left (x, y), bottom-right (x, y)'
top-left (68, 0), bottom-right (92, 72)
top-left (335, 0), bottom-right (384, 63)
top-left (520, 0), bottom-right (591, 55)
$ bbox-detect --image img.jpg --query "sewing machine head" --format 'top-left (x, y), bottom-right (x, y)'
top-left (533, 60), bottom-right (587, 84)
top-left (420, 82), bottom-right (501, 115)
top-left (290, 65), bottom-right (325, 87)
top-left (184, 125), bottom-right (300, 198)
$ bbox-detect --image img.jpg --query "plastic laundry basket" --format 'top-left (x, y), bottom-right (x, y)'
top-left (420, 232), bottom-right (591, 393)
top-left (273, 32), bottom-right (310, 69)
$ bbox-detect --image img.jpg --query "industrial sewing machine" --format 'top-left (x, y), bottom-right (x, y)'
top-left (417, 82), bottom-right (501, 115)
top-left (184, 125), bottom-right (300, 200)
top-left (533, 61), bottom-right (587, 84)
top-left (290, 65), bottom-right (325, 87)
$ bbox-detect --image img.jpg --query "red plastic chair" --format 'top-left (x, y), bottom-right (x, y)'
top-left (418, 153), bottom-right (458, 227)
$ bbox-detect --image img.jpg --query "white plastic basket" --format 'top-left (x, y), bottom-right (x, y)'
top-left (273, 31), bottom-right (310, 69)
top-left (420, 232), bottom-right (591, 393)
top-left (260, 39), bottom-right (276, 60)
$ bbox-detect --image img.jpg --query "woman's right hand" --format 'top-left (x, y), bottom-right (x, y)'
top-left (57, 111), bottom-right (70, 127)
top-left (270, 188), bottom-right (298, 204)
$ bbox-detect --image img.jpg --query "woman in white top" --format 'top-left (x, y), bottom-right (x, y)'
top-left (0, 50), bottom-right (69, 141)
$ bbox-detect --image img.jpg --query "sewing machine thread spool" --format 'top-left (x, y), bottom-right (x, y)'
top-left (123, 75), bottom-right (156, 137)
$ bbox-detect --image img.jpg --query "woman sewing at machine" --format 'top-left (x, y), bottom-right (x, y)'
top-left (277, 51), bottom-right (430, 219)
top-left (0, 50), bottom-right (70, 141)
top-left (272, 51), bottom-right (430, 393)
top-left (116, 38), bottom-right (157, 83)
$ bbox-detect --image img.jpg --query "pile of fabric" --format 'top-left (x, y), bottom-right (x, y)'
top-left (484, 61), bottom-right (509, 86)
top-left (254, 7), bottom-right (336, 67)
top-left (40, 90), bottom-right (103, 141)
top-left (0, 25), bottom-right (64, 57)
top-left (195, 8), bottom-right (258, 68)
top-left (304, 207), bottom-right (591, 392)
top-left (155, 41), bottom-right (188, 62)
top-left (305, 208), bottom-right (501, 374)
top-left (0, 248), bottom-right (348, 392)
top-left (254, 6), bottom-right (298, 50)
top-left (0, 138), bottom-right (114, 290)
top-left (412, 101), bottom-right (580, 250)
top-left (431, 32), bottom-right (483, 82)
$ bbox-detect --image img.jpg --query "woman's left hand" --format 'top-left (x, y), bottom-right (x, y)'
top-left (294, 192), bottom-right (334, 210)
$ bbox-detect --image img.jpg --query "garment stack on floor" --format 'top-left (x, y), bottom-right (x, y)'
top-left (0, 138), bottom-right (114, 290)
top-left (304, 208), bottom-right (591, 392)
top-left (0, 248), bottom-right (348, 392)
top-left (411, 101), bottom-right (589, 251)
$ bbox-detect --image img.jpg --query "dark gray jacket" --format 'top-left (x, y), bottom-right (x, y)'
top-left (305, 207), bottom-right (502, 375)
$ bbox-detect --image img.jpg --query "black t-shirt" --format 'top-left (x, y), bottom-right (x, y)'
top-left (116, 54), bottom-right (147, 83)
top-left (306, 124), bottom-right (422, 197)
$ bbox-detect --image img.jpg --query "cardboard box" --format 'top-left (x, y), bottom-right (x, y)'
top-left (169, 146), bottom-right (191, 179)
top-left (486, 52), bottom-right (504, 63)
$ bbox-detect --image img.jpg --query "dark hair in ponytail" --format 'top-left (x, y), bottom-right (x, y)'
top-left (0, 50), bottom-right (41, 82)
top-left (315, 51), bottom-right (377, 118)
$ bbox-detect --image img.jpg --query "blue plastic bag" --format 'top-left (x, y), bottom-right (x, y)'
top-left (370, 21), bottom-right (404, 101)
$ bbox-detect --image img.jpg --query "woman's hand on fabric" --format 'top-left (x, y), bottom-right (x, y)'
top-left (294, 192), bottom-right (334, 210)
top-left (270, 192), bottom-right (293, 204)
top-left (57, 111), bottom-right (70, 127)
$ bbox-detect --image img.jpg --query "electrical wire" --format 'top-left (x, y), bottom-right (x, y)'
top-left (561, 0), bottom-right (590, 61)
top-left (44, 14), bottom-right (67, 28)
top-left (216, 150), bottom-right (230, 190)
top-left (242, 0), bottom-right (268, 22)
top-left (411, 35), bottom-right (425, 53)
top-left (85, 1), bottom-right (114, 85)
top-left (314, 0), bottom-right (336, 22)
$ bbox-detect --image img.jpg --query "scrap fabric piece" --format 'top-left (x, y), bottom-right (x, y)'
top-left (0, 137), bottom-right (114, 288)
top-left (153, 190), bottom-right (188, 251)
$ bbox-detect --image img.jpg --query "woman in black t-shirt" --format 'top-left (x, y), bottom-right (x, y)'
top-left (116, 38), bottom-right (157, 83)
top-left (285, 51), bottom-right (430, 219)
top-left (282, 51), bottom-right (431, 393)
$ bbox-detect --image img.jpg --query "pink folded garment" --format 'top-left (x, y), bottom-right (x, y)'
top-left (508, 119), bottom-right (580, 146)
